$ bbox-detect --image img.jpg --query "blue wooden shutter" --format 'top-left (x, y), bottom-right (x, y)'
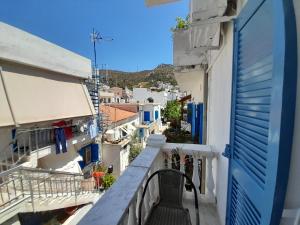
top-left (155, 110), bottom-right (159, 120)
top-left (144, 111), bottom-right (150, 122)
top-left (91, 144), bottom-right (99, 162)
top-left (226, 1), bottom-right (297, 225)
top-left (187, 103), bottom-right (193, 124)
top-left (197, 103), bottom-right (204, 144)
top-left (190, 103), bottom-right (196, 141)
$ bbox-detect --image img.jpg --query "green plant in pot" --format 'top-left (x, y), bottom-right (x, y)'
top-left (163, 100), bottom-right (181, 129)
top-left (103, 174), bottom-right (116, 189)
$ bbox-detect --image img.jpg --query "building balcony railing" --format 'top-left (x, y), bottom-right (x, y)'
top-left (0, 124), bottom-right (94, 172)
top-left (78, 135), bottom-right (220, 225)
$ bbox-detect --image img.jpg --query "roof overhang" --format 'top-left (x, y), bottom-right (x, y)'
top-left (0, 22), bottom-right (91, 79)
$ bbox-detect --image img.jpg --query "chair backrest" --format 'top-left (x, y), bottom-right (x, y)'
top-left (138, 169), bottom-right (200, 225)
top-left (158, 169), bottom-right (184, 208)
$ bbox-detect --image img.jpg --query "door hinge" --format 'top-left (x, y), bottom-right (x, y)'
top-left (222, 144), bottom-right (231, 159)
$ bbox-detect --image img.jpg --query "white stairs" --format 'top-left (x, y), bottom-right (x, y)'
top-left (0, 166), bottom-right (100, 224)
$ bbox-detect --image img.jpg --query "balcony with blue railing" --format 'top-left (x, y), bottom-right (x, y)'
top-left (78, 134), bottom-right (220, 225)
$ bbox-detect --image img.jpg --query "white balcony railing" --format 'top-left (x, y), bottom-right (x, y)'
top-left (78, 135), bottom-right (218, 225)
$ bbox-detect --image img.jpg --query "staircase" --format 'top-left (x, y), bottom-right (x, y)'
top-left (0, 166), bottom-right (100, 224)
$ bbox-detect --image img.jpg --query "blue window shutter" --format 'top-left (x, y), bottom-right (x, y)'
top-left (187, 103), bottom-right (193, 124)
top-left (190, 104), bottom-right (196, 141)
top-left (155, 110), bottom-right (159, 120)
top-left (197, 104), bottom-right (204, 144)
top-left (78, 161), bottom-right (85, 169)
top-left (226, 1), bottom-right (297, 225)
top-left (91, 144), bottom-right (99, 162)
top-left (144, 111), bottom-right (150, 122)
top-left (78, 147), bottom-right (86, 168)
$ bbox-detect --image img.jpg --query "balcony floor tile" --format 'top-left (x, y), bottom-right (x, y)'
top-left (183, 192), bottom-right (221, 225)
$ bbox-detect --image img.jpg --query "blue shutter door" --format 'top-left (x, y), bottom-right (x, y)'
top-left (197, 104), bottom-right (204, 144)
top-left (226, 1), bottom-right (297, 225)
top-left (155, 110), bottom-right (159, 120)
top-left (187, 103), bottom-right (193, 124)
top-left (144, 111), bottom-right (150, 122)
top-left (91, 144), bottom-right (99, 162)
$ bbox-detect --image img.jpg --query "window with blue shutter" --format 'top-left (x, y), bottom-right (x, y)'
top-left (197, 103), bottom-right (204, 144)
top-left (91, 143), bottom-right (99, 162)
top-left (155, 110), bottom-right (159, 120)
top-left (225, 1), bottom-right (297, 225)
top-left (144, 111), bottom-right (150, 122)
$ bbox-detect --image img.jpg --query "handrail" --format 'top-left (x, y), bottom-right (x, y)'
top-left (0, 165), bottom-right (97, 211)
top-left (20, 167), bottom-right (83, 176)
top-left (0, 166), bottom-right (83, 178)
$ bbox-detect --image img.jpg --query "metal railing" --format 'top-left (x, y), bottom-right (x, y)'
top-left (0, 166), bottom-right (97, 211)
top-left (0, 126), bottom-right (88, 172)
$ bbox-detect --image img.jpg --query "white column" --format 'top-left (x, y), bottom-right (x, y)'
top-left (192, 152), bottom-right (200, 197)
top-left (148, 170), bottom-right (155, 206)
top-left (179, 152), bottom-right (185, 173)
top-left (206, 155), bottom-right (215, 203)
top-left (152, 159), bottom-right (159, 203)
top-left (143, 177), bottom-right (151, 221)
top-left (128, 197), bottom-right (137, 225)
top-left (167, 152), bottom-right (172, 169)
top-left (180, 151), bottom-right (186, 199)
top-left (136, 187), bottom-right (143, 222)
top-left (122, 212), bottom-right (129, 225)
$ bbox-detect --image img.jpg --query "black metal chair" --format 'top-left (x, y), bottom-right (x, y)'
top-left (138, 169), bottom-right (200, 225)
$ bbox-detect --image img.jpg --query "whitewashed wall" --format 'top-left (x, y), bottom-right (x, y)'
top-left (174, 68), bottom-right (205, 103)
top-left (38, 141), bottom-right (83, 174)
top-left (283, 0), bottom-right (300, 213)
top-left (133, 88), bottom-right (168, 107)
top-left (102, 143), bottom-right (127, 177)
top-left (140, 104), bottom-right (161, 122)
top-left (207, 22), bottom-right (234, 225)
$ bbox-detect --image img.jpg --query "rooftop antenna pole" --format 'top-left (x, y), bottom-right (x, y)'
top-left (105, 64), bottom-right (108, 85)
top-left (90, 28), bottom-right (114, 133)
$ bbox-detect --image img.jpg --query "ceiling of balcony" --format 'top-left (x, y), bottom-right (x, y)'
top-left (191, 0), bottom-right (227, 21)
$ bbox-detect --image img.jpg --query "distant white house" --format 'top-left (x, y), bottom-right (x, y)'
top-left (132, 88), bottom-right (168, 106)
top-left (136, 103), bottom-right (162, 146)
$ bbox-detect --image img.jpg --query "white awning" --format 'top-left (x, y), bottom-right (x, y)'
top-left (0, 62), bottom-right (95, 126)
top-left (0, 75), bottom-right (14, 126)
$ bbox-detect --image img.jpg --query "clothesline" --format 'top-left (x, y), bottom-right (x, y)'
top-left (0, 119), bottom-right (97, 154)
top-left (17, 118), bottom-right (95, 133)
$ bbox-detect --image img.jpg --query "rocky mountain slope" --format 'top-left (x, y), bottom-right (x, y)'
top-left (98, 64), bottom-right (177, 89)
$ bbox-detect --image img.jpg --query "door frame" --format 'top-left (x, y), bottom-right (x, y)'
top-left (225, 0), bottom-right (298, 224)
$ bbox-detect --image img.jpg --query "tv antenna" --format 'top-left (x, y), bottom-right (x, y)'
top-left (90, 28), bottom-right (113, 70)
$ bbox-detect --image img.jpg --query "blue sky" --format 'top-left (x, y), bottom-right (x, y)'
top-left (0, 0), bottom-right (188, 72)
